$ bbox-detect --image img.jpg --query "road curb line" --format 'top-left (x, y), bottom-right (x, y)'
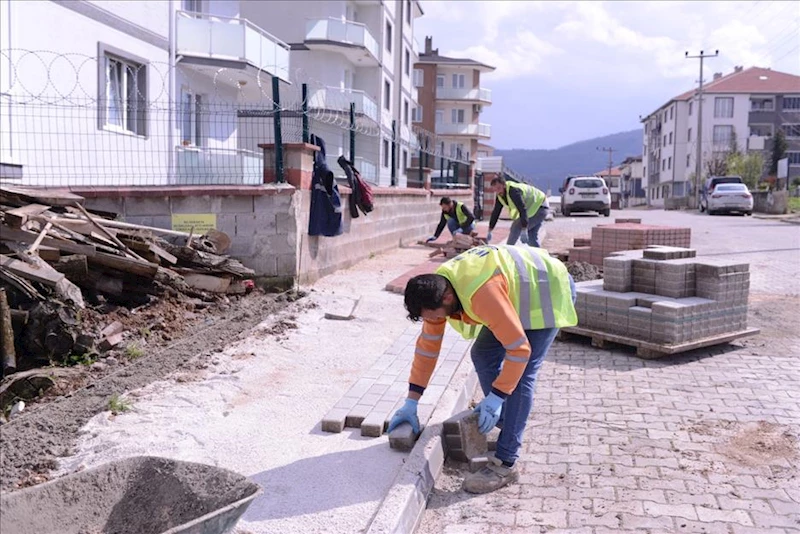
top-left (366, 350), bottom-right (478, 534)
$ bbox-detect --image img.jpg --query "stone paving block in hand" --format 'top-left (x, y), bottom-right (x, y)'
top-left (459, 412), bottom-right (489, 459)
top-left (389, 422), bottom-right (420, 451)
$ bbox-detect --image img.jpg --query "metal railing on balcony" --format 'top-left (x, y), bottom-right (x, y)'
top-left (305, 18), bottom-right (380, 62)
top-left (176, 11), bottom-right (290, 82)
top-left (307, 86), bottom-right (378, 123)
top-left (435, 87), bottom-right (492, 103)
top-left (435, 122), bottom-right (491, 137)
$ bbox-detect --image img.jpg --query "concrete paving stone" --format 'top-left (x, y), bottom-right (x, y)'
top-left (458, 412), bottom-right (488, 459)
top-left (620, 513), bottom-right (676, 531)
top-left (344, 377), bottom-right (375, 399)
top-left (388, 422), bottom-right (419, 451)
top-left (566, 511), bottom-right (622, 529)
top-left (515, 510), bottom-right (568, 529)
top-left (674, 520), bottom-right (736, 534)
top-left (751, 511), bottom-right (800, 530)
top-left (320, 407), bottom-right (349, 433)
top-left (730, 527), bottom-right (792, 534)
top-left (696, 507), bottom-right (755, 526)
top-left (345, 403), bottom-right (373, 428)
top-left (642, 501), bottom-right (699, 521)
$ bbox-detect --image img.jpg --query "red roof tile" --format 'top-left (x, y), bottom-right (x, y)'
top-left (673, 67), bottom-right (800, 101)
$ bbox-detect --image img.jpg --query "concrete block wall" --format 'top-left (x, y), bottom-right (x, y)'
top-left (751, 190), bottom-right (788, 215)
top-left (574, 247), bottom-right (751, 345)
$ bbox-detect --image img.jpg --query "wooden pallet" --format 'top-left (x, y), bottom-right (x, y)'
top-left (557, 326), bottom-right (761, 359)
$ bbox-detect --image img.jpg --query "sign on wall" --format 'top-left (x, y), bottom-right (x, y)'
top-left (171, 214), bottom-right (217, 233)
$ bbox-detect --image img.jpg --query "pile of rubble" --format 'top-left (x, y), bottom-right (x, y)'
top-left (0, 186), bottom-right (255, 382)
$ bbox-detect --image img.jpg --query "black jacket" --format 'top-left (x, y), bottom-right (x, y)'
top-left (308, 135), bottom-right (343, 237)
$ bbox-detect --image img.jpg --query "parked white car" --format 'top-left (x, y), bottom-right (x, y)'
top-left (560, 176), bottom-right (611, 217)
top-left (707, 183), bottom-right (753, 215)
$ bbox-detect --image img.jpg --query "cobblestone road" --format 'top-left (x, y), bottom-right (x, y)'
top-left (418, 209), bottom-right (800, 534)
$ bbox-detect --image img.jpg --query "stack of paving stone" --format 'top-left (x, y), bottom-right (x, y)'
top-left (568, 220), bottom-right (692, 266)
top-left (574, 246), bottom-right (750, 345)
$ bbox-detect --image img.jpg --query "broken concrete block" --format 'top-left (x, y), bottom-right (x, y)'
top-left (459, 412), bottom-right (489, 459)
top-left (99, 320), bottom-right (123, 339)
top-left (389, 422), bottom-right (420, 451)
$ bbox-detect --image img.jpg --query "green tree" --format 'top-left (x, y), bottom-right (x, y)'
top-left (726, 152), bottom-right (765, 189)
top-left (769, 129), bottom-right (788, 175)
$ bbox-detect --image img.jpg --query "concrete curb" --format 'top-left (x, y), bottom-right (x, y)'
top-left (365, 349), bottom-right (478, 534)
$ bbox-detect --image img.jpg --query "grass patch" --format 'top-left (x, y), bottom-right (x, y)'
top-left (788, 196), bottom-right (800, 213)
top-left (108, 394), bottom-right (131, 414)
top-left (65, 352), bottom-right (97, 366)
top-left (125, 343), bottom-right (144, 359)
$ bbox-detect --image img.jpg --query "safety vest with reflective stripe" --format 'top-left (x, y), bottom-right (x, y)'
top-left (435, 244), bottom-right (577, 339)
top-left (443, 201), bottom-right (469, 227)
top-left (497, 181), bottom-right (546, 220)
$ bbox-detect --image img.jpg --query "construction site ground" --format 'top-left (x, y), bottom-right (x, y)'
top-left (0, 210), bottom-right (798, 534)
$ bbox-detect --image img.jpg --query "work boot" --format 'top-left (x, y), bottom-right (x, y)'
top-left (462, 454), bottom-right (519, 494)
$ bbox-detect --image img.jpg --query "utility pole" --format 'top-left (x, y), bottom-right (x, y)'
top-left (685, 50), bottom-right (719, 208)
top-left (597, 146), bottom-right (616, 199)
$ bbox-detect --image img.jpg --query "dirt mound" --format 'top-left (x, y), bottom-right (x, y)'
top-left (567, 261), bottom-right (602, 282)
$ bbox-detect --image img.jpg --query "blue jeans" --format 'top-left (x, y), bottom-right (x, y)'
top-left (507, 205), bottom-right (549, 248)
top-left (446, 217), bottom-right (476, 236)
top-left (470, 275), bottom-right (576, 465)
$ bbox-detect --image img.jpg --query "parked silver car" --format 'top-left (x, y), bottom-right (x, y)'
top-left (707, 183), bottom-right (753, 215)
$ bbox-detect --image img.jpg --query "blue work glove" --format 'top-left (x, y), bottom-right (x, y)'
top-left (387, 398), bottom-right (420, 434)
top-left (486, 231), bottom-right (493, 242)
top-left (425, 236), bottom-right (436, 243)
top-left (453, 228), bottom-right (464, 235)
top-left (520, 232), bottom-right (529, 245)
top-left (473, 392), bottom-right (504, 434)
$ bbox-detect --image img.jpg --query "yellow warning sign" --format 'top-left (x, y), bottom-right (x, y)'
top-left (171, 214), bottom-right (217, 233)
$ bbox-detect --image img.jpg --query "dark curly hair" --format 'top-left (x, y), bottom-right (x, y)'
top-left (404, 274), bottom-right (449, 322)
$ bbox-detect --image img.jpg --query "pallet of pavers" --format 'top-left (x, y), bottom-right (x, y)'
top-left (562, 245), bottom-right (760, 359)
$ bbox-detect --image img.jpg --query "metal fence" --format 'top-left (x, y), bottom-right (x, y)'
top-left (1, 50), bottom-right (473, 188)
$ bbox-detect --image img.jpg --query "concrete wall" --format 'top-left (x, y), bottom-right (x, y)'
top-left (74, 184), bottom-right (472, 287)
top-left (752, 189), bottom-right (789, 215)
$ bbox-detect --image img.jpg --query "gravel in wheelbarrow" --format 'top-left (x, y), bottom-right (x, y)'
top-left (0, 456), bottom-right (260, 534)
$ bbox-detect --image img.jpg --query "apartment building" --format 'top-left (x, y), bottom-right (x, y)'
top-left (243, 0), bottom-right (423, 187)
top-left (618, 156), bottom-right (646, 206)
top-left (412, 36), bottom-right (494, 183)
top-left (0, 0), bottom-right (290, 186)
top-left (641, 66), bottom-right (800, 207)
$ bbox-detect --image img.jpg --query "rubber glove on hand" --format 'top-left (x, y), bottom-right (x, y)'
top-left (387, 398), bottom-right (420, 434)
top-left (520, 232), bottom-right (529, 245)
top-left (425, 236), bottom-right (437, 243)
top-left (473, 392), bottom-right (504, 434)
top-left (486, 231), bottom-right (493, 242)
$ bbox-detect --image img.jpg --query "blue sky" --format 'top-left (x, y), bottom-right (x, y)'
top-left (414, 0), bottom-right (800, 150)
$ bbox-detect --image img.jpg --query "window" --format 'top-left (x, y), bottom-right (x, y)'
top-left (436, 75), bottom-right (445, 88)
top-left (403, 100), bottom-right (409, 125)
top-left (435, 109), bottom-right (443, 124)
top-left (783, 124), bottom-right (800, 138)
top-left (182, 0), bottom-right (203, 12)
top-left (402, 149), bottom-right (408, 172)
top-left (783, 97), bottom-right (800, 110)
top-left (413, 69), bottom-right (424, 87)
top-left (669, 132), bottom-right (673, 145)
top-left (451, 108), bottom-right (465, 123)
top-left (383, 139), bottom-right (390, 168)
top-left (180, 90), bottom-right (204, 146)
top-left (452, 73), bottom-right (465, 88)
top-left (406, 0), bottom-right (411, 24)
top-left (669, 107), bottom-right (673, 120)
top-left (663, 135), bottom-right (667, 146)
top-left (412, 106), bottom-right (422, 122)
top-left (662, 159), bottom-right (666, 171)
top-left (404, 48), bottom-right (410, 76)
top-left (688, 128), bottom-right (692, 142)
top-left (385, 21), bottom-right (392, 52)
top-left (750, 124), bottom-right (773, 136)
top-left (712, 125), bottom-right (734, 144)
top-left (668, 157), bottom-right (672, 170)
top-left (786, 151), bottom-right (800, 165)
top-left (384, 80), bottom-right (391, 111)
top-left (714, 97), bottom-right (734, 118)
top-left (751, 98), bottom-right (774, 111)
top-left (686, 154), bottom-right (691, 167)
top-left (100, 49), bottom-right (147, 136)
top-left (689, 101), bottom-right (693, 116)
top-left (450, 143), bottom-right (465, 158)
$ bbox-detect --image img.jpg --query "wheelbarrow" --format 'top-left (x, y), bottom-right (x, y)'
top-left (0, 456), bottom-right (261, 534)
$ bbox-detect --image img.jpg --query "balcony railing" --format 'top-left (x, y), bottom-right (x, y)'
top-left (435, 87), bottom-right (492, 103)
top-left (175, 146), bottom-right (263, 185)
top-left (308, 87), bottom-right (378, 123)
top-left (176, 11), bottom-right (290, 82)
top-left (305, 18), bottom-right (380, 62)
top-left (435, 122), bottom-right (491, 137)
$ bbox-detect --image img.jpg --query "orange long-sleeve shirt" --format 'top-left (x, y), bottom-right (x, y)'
top-left (408, 273), bottom-right (531, 399)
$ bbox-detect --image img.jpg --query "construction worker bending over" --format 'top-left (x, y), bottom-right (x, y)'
top-left (388, 244), bottom-right (577, 494)
top-left (426, 197), bottom-right (476, 243)
top-left (486, 177), bottom-right (549, 248)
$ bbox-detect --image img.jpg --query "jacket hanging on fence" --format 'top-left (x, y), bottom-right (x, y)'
top-left (308, 134), bottom-right (343, 237)
top-left (337, 156), bottom-right (375, 218)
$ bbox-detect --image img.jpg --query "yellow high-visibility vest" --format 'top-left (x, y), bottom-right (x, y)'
top-left (443, 201), bottom-right (469, 227)
top-left (435, 244), bottom-right (578, 339)
top-left (497, 181), bottom-right (546, 220)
